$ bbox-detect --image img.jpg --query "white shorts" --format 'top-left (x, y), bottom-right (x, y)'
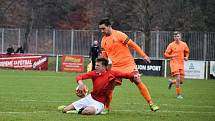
top-left (72, 94), bottom-right (104, 114)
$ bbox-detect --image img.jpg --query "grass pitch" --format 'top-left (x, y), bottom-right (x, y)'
top-left (0, 69), bottom-right (215, 121)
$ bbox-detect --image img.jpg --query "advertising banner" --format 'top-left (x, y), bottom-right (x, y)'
top-left (0, 54), bottom-right (48, 70)
top-left (210, 61), bottom-right (215, 78)
top-left (61, 55), bottom-right (84, 72)
top-left (135, 59), bottom-right (163, 76)
top-left (184, 60), bottom-right (205, 79)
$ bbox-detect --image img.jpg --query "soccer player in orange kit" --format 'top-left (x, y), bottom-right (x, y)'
top-left (99, 19), bottom-right (159, 113)
top-left (164, 31), bottom-right (190, 99)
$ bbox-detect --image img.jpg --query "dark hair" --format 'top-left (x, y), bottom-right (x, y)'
top-left (99, 18), bottom-right (111, 26)
top-left (96, 57), bottom-right (108, 67)
top-left (173, 31), bottom-right (181, 35)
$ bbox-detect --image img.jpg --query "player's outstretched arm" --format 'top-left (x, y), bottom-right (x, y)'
top-left (77, 80), bottom-right (84, 90)
top-left (128, 40), bottom-right (151, 63)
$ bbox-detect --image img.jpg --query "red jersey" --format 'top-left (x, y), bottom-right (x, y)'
top-left (76, 70), bottom-right (134, 104)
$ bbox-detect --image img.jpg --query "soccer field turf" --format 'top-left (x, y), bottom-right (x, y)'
top-left (0, 69), bottom-right (215, 121)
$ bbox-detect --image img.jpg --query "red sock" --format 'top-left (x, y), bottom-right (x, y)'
top-left (105, 90), bottom-right (113, 110)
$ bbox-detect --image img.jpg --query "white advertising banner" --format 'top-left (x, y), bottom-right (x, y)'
top-left (210, 61), bottom-right (215, 77)
top-left (184, 60), bottom-right (205, 79)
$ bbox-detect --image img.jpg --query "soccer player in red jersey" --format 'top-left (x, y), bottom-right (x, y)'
top-left (164, 31), bottom-right (189, 99)
top-left (99, 19), bottom-right (159, 113)
top-left (58, 57), bottom-right (140, 115)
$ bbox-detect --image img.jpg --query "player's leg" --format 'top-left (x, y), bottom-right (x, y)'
top-left (81, 95), bottom-right (104, 115)
top-left (176, 69), bottom-right (184, 99)
top-left (81, 106), bottom-right (96, 115)
top-left (168, 70), bottom-right (179, 89)
top-left (168, 79), bottom-right (175, 89)
top-left (175, 74), bottom-right (183, 99)
top-left (81, 104), bottom-right (104, 115)
top-left (168, 64), bottom-right (179, 89)
top-left (132, 71), bottom-right (159, 112)
top-left (63, 103), bottom-right (76, 113)
top-left (60, 95), bottom-right (90, 113)
top-left (134, 79), bottom-right (152, 104)
top-left (105, 90), bottom-right (113, 111)
top-left (58, 103), bottom-right (78, 114)
top-left (179, 69), bottom-right (185, 84)
top-left (103, 80), bottom-right (120, 114)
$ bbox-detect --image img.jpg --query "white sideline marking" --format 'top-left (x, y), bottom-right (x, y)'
top-left (0, 75), bottom-right (70, 78)
top-left (19, 100), bottom-right (70, 103)
top-left (113, 109), bottom-right (215, 114)
top-left (17, 100), bottom-right (215, 108)
top-left (122, 102), bottom-right (215, 108)
top-left (0, 111), bottom-right (56, 114)
top-left (0, 110), bottom-right (214, 115)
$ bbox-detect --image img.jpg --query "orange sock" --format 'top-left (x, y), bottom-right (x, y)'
top-left (137, 82), bottom-right (152, 104)
top-left (105, 90), bottom-right (113, 110)
top-left (176, 87), bottom-right (181, 96)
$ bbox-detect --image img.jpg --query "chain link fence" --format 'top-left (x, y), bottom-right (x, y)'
top-left (0, 28), bottom-right (215, 60)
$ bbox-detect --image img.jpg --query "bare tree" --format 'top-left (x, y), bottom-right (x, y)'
top-left (100, 0), bottom-right (155, 55)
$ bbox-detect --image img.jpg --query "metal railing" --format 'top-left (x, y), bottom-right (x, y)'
top-left (0, 28), bottom-right (215, 60)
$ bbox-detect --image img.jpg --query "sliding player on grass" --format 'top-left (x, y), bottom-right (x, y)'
top-left (58, 57), bottom-right (141, 115)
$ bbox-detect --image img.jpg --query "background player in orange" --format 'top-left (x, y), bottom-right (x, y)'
top-left (164, 31), bottom-right (190, 99)
top-left (98, 18), bottom-right (159, 113)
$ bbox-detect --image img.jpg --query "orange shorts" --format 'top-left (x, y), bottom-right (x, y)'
top-left (171, 69), bottom-right (184, 76)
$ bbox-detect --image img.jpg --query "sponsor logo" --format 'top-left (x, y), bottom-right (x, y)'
top-left (137, 65), bottom-right (161, 71)
top-left (33, 57), bottom-right (47, 69)
top-left (189, 63), bottom-right (195, 69)
top-left (0, 61), bottom-right (13, 67)
top-left (64, 56), bottom-right (81, 62)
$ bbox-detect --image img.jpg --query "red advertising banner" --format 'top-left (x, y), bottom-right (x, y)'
top-left (0, 54), bottom-right (48, 70)
top-left (61, 55), bottom-right (84, 72)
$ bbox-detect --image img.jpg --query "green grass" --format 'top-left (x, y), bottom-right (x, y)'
top-left (0, 69), bottom-right (215, 121)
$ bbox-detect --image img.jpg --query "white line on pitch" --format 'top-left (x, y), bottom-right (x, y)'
top-left (122, 102), bottom-right (215, 108)
top-left (15, 100), bottom-right (215, 108)
top-left (0, 110), bottom-right (214, 115)
top-left (1, 99), bottom-right (213, 110)
top-left (0, 99), bottom-right (72, 103)
top-left (0, 111), bottom-right (56, 114)
top-left (113, 109), bottom-right (215, 114)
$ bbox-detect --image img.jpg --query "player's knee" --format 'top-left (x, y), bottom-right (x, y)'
top-left (133, 78), bottom-right (141, 85)
top-left (82, 109), bottom-right (95, 115)
top-left (176, 84), bottom-right (180, 88)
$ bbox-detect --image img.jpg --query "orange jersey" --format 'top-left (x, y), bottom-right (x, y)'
top-left (101, 29), bottom-right (146, 73)
top-left (164, 40), bottom-right (189, 72)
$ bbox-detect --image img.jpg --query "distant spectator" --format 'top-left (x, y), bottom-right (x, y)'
top-left (89, 40), bottom-right (100, 70)
top-left (7, 44), bottom-right (14, 55)
top-left (15, 46), bottom-right (24, 53)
